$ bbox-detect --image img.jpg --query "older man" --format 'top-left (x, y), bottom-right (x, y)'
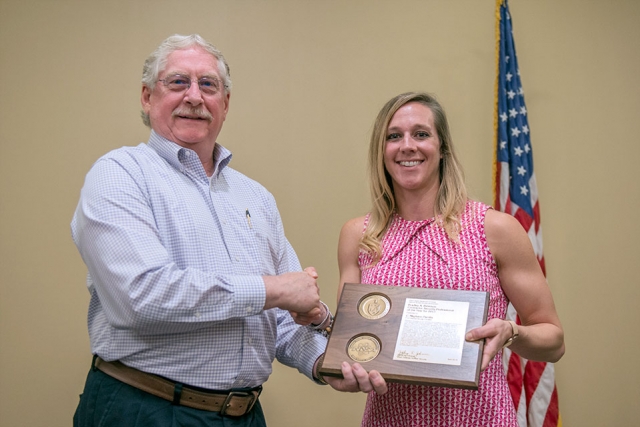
top-left (72, 34), bottom-right (385, 427)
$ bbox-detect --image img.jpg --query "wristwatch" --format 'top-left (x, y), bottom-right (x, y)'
top-left (502, 320), bottom-right (519, 348)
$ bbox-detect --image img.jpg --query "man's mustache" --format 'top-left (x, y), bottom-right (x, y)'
top-left (172, 107), bottom-right (213, 121)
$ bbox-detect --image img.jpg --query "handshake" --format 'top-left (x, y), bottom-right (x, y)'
top-left (262, 267), bottom-right (388, 395)
top-left (262, 266), bottom-right (326, 325)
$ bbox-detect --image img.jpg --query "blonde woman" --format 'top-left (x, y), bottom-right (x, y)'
top-left (338, 92), bottom-right (564, 427)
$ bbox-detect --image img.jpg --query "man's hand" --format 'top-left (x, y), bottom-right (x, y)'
top-left (324, 362), bottom-right (388, 395)
top-left (263, 267), bottom-right (321, 314)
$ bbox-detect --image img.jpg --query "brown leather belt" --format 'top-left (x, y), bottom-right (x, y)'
top-left (93, 356), bottom-right (261, 416)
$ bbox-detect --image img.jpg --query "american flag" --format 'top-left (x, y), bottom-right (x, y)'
top-left (494, 1), bottom-right (561, 426)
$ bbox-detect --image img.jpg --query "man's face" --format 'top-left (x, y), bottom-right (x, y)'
top-left (141, 47), bottom-right (230, 150)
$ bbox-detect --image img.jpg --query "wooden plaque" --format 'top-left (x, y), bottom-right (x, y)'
top-left (318, 283), bottom-right (489, 390)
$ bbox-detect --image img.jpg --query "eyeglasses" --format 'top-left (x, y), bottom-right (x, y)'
top-left (158, 74), bottom-right (225, 95)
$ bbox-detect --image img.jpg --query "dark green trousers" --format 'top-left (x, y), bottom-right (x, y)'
top-left (73, 367), bottom-right (267, 427)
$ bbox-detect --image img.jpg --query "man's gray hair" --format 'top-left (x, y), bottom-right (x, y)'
top-left (140, 34), bottom-right (232, 128)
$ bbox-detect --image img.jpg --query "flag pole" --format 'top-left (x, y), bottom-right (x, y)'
top-left (493, 0), bottom-right (502, 209)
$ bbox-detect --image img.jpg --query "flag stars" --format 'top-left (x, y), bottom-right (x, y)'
top-left (500, 140), bottom-right (507, 150)
top-left (517, 166), bottom-right (527, 176)
top-left (514, 146), bottom-right (524, 156)
top-left (506, 72), bottom-right (513, 82)
top-left (507, 90), bottom-right (516, 99)
top-left (518, 87), bottom-right (524, 95)
top-left (509, 108), bottom-right (518, 118)
top-left (511, 127), bottom-right (521, 138)
top-left (522, 125), bottom-right (529, 134)
top-left (524, 144), bottom-right (531, 153)
top-left (520, 185), bottom-right (529, 196)
top-left (500, 112), bottom-right (508, 122)
top-left (520, 106), bottom-right (527, 115)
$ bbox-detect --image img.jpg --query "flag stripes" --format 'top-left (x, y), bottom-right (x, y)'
top-left (494, 1), bottom-right (560, 426)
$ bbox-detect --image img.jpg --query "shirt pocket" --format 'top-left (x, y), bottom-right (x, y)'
top-left (244, 213), bottom-right (279, 276)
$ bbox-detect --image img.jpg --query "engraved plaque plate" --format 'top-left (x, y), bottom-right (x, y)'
top-left (318, 283), bottom-right (489, 390)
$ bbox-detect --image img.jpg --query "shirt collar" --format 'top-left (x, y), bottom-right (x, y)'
top-left (147, 130), bottom-right (233, 177)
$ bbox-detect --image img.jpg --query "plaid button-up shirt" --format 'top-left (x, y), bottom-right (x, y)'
top-left (72, 131), bottom-right (326, 389)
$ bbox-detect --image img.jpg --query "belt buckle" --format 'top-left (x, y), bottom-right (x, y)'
top-left (220, 389), bottom-right (259, 417)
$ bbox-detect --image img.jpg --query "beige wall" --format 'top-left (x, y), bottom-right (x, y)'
top-left (1, 0), bottom-right (639, 425)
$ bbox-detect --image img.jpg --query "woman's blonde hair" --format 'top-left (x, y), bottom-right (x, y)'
top-left (362, 92), bottom-right (468, 261)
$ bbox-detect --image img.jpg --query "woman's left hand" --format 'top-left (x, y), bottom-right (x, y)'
top-left (465, 318), bottom-right (515, 371)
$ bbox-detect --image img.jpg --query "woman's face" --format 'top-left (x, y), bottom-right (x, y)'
top-left (383, 102), bottom-right (442, 195)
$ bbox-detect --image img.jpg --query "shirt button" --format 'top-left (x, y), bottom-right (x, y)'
top-left (194, 311), bottom-right (201, 318)
top-left (246, 306), bottom-right (253, 313)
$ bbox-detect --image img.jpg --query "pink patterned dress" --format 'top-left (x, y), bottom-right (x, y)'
top-left (359, 200), bottom-right (518, 427)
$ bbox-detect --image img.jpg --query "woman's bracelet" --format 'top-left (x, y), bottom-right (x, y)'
top-left (502, 320), bottom-right (519, 348)
top-left (310, 301), bottom-right (331, 329)
top-left (309, 301), bottom-right (334, 337)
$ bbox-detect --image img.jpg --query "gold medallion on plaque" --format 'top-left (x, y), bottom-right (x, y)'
top-left (358, 294), bottom-right (391, 320)
top-left (347, 335), bottom-right (381, 363)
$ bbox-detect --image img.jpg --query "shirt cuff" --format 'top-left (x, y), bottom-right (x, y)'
top-left (228, 275), bottom-right (266, 317)
top-left (301, 332), bottom-right (328, 381)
